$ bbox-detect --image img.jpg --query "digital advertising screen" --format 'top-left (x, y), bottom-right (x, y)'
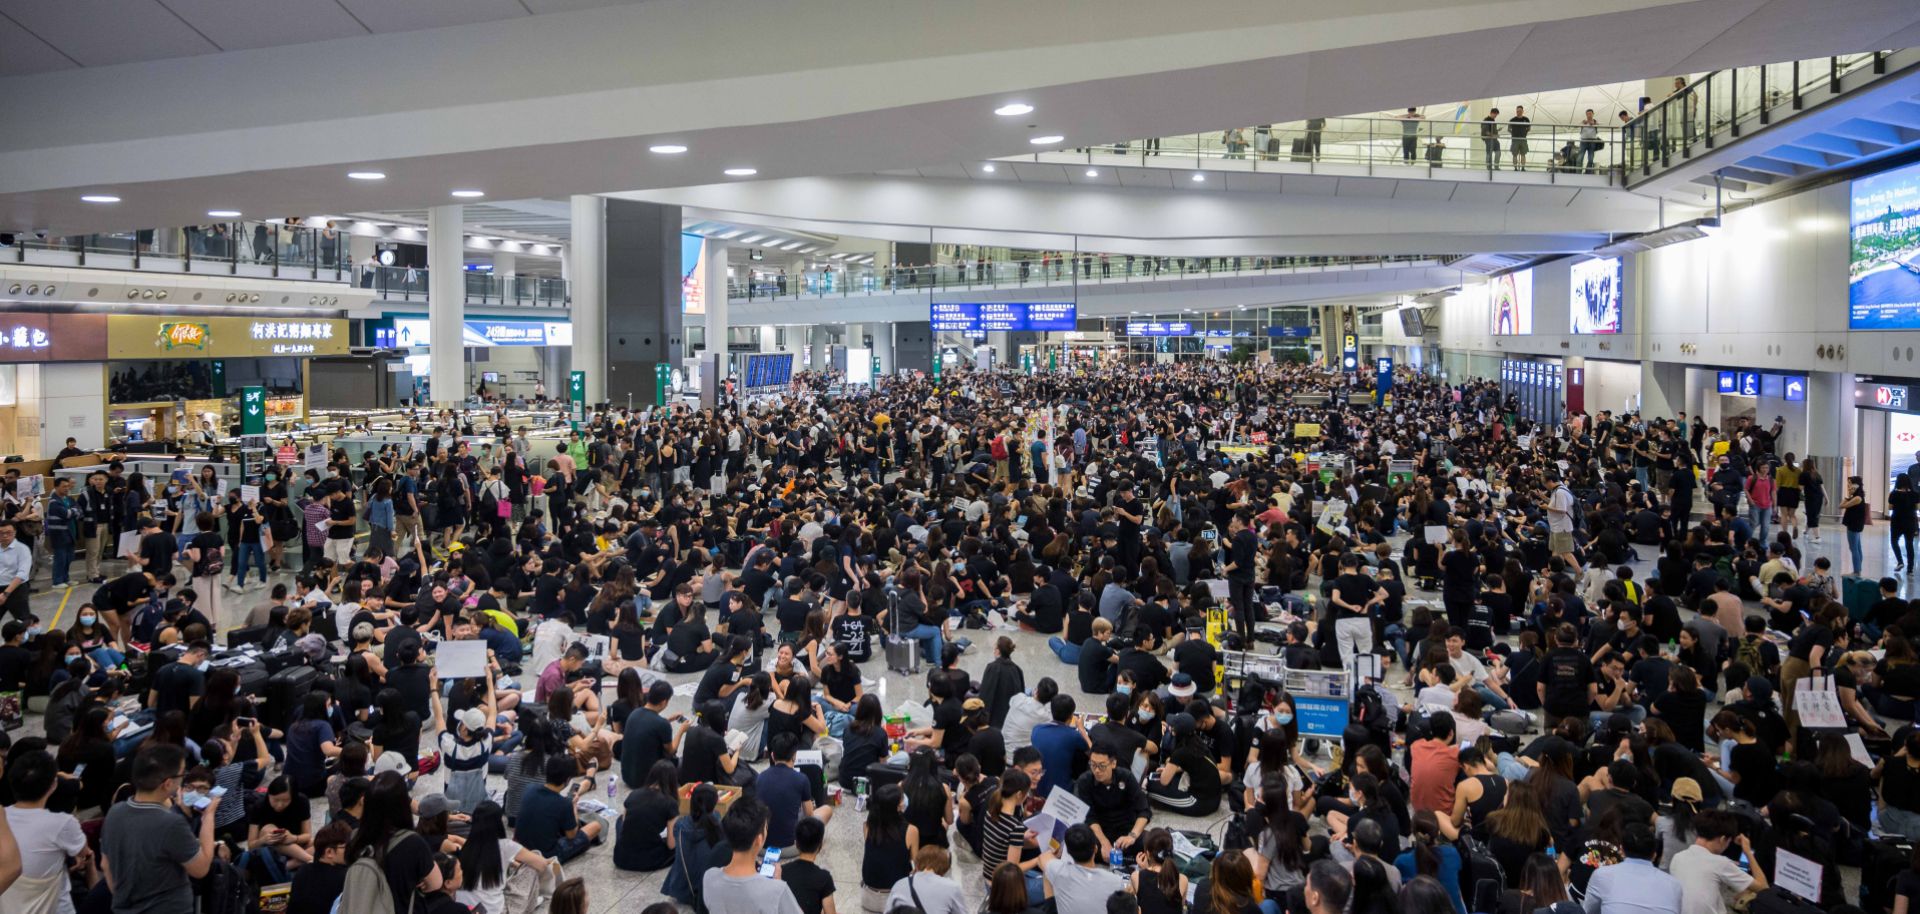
top-left (1569, 257), bottom-right (1623, 334)
top-left (681, 233), bottom-right (706, 315)
top-left (1490, 270), bottom-right (1533, 335)
top-left (928, 302), bottom-right (1076, 333)
top-left (1851, 160), bottom-right (1920, 329)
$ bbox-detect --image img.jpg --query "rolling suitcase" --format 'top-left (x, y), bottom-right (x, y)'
top-left (1290, 138), bottom-right (1311, 162)
top-left (262, 664), bottom-right (317, 730)
top-left (884, 634), bottom-right (921, 675)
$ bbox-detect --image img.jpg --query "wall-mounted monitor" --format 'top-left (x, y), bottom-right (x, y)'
top-left (1850, 159), bottom-right (1920, 329)
top-left (929, 302), bottom-right (1076, 332)
top-left (1490, 270), bottom-right (1533, 335)
top-left (1398, 307), bottom-right (1426, 337)
top-left (1569, 257), bottom-right (1623, 334)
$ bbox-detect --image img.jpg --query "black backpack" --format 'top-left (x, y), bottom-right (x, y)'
top-left (206, 857), bottom-right (256, 914)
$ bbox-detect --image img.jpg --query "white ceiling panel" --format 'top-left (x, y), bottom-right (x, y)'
top-left (1334, 177), bottom-right (1399, 198)
top-left (0, 0), bottom-right (217, 66)
top-left (1115, 169), bottom-right (1173, 188)
top-left (159, 0), bottom-right (368, 50)
top-left (0, 15), bottom-right (74, 76)
top-left (1448, 184), bottom-right (1519, 203)
top-left (334, 0), bottom-right (530, 34)
top-left (1010, 163), bottom-right (1071, 183)
top-left (1392, 181), bottom-right (1458, 201)
top-left (1222, 173), bottom-right (1284, 193)
top-left (912, 164), bottom-right (972, 180)
top-left (1279, 174), bottom-right (1339, 195)
top-left (1509, 185), bottom-right (1581, 207)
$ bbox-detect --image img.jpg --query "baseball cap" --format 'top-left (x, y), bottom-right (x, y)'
top-left (1166, 712), bottom-right (1197, 737)
top-left (457, 707), bottom-right (488, 733)
top-left (416, 793), bottom-right (450, 819)
top-left (1670, 777), bottom-right (1703, 803)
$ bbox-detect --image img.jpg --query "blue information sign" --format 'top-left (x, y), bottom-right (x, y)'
top-left (1266, 326), bottom-right (1315, 338)
top-left (929, 302), bottom-right (1076, 333)
top-left (1126, 322), bottom-right (1195, 336)
top-left (1292, 695), bottom-right (1350, 740)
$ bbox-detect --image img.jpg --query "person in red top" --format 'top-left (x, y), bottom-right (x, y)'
top-left (1408, 711), bottom-right (1461, 815)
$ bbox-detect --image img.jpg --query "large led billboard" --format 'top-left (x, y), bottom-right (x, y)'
top-left (1850, 160), bottom-right (1920, 329)
top-left (681, 233), bottom-right (706, 315)
top-left (1490, 270), bottom-right (1533, 335)
top-left (1569, 257), bottom-right (1622, 334)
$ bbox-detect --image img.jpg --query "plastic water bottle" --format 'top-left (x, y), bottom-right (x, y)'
top-left (1110, 847), bottom-right (1124, 869)
top-left (607, 775), bottom-right (617, 800)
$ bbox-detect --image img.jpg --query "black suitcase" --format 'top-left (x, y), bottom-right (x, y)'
top-left (262, 664), bottom-right (317, 730)
top-left (227, 658), bottom-right (269, 698)
top-left (1862, 838), bottom-right (1914, 914)
top-left (1290, 138), bottom-right (1310, 162)
top-left (226, 625), bottom-right (271, 650)
top-left (1749, 887), bottom-right (1822, 914)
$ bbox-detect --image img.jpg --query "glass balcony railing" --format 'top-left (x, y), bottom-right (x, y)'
top-left (1014, 116), bottom-right (1626, 178)
top-left (1625, 51), bottom-right (1891, 180)
top-left (4, 221), bottom-right (352, 280)
top-left (727, 254), bottom-right (1440, 302)
top-left (364, 266), bottom-right (569, 308)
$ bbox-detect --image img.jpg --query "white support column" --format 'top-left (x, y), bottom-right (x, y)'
top-left (872, 322), bottom-right (895, 377)
top-left (427, 204), bottom-right (464, 406)
top-left (703, 239), bottom-right (731, 368)
top-left (570, 195), bottom-right (606, 403)
top-left (492, 250), bottom-right (516, 302)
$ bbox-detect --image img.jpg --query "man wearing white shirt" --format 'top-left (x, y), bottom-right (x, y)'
top-left (4, 751), bottom-right (87, 914)
top-left (1668, 810), bottom-right (1763, 914)
top-left (0, 521), bottom-right (32, 623)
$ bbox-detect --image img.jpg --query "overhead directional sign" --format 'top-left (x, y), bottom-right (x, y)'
top-left (1784, 377), bottom-right (1806, 402)
top-left (240, 386), bottom-right (266, 436)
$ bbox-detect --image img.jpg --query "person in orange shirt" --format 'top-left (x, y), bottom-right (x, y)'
top-left (1408, 711), bottom-right (1461, 816)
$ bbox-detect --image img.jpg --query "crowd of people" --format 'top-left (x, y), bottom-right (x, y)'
top-left (0, 358), bottom-right (1909, 914)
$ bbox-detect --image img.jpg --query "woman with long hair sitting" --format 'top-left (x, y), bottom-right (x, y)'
top-left (1393, 811), bottom-right (1465, 914)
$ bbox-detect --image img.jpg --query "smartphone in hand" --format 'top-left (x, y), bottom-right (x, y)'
top-left (759, 847), bottom-right (780, 877)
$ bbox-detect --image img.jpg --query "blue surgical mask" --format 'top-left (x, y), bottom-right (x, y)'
top-left (180, 790), bottom-right (207, 809)
top-left (1272, 711), bottom-right (1294, 726)
top-left (1115, 684), bottom-right (1132, 697)
top-left (79, 615), bottom-right (96, 627)
top-left (1137, 709), bottom-right (1156, 722)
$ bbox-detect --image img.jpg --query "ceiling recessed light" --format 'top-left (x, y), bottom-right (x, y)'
top-left (1084, 169), bottom-right (1098, 177)
top-left (1191, 173), bottom-right (1206, 182)
top-left (207, 209), bottom-right (242, 218)
top-left (724, 167), bottom-right (758, 177)
top-left (451, 190), bottom-right (485, 198)
top-left (1029, 135), bottom-right (1064, 145)
top-left (981, 164), bottom-right (997, 173)
top-left (649, 144), bottom-right (689, 154)
top-left (994, 103), bottom-right (1034, 117)
top-left (347, 171), bottom-right (386, 181)
top-left (80, 194), bottom-right (120, 204)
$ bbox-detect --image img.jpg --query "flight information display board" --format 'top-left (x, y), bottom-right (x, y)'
top-left (1126, 322), bottom-right (1195, 336)
top-left (742, 352), bottom-right (794, 391)
top-left (930, 302), bottom-right (1077, 333)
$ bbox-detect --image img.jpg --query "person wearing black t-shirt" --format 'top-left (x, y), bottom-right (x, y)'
top-left (693, 638), bottom-right (751, 707)
top-left (815, 643), bottom-right (862, 717)
top-left (1077, 618), bottom-right (1117, 694)
top-left (1329, 554), bottom-right (1384, 668)
top-left (1016, 569), bottom-right (1065, 634)
top-left (1171, 636), bottom-right (1219, 694)
top-left (829, 603), bottom-right (874, 664)
top-left (1537, 624), bottom-right (1596, 728)
top-left (150, 640), bottom-right (210, 717)
top-left (781, 817), bottom-right (837, 914)
top-left (247, 776), bottom-right (315, 874)
top-left (1144, 712), bottom-right (1223, 816)
top-left (678, 702), bottom-right (743, 787)
top-left (1114, 632), bottom-right (1167, 695)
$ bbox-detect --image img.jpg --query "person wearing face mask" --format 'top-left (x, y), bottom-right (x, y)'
top-left (148, 640), bottom-right (211, 719)
top-left (64, 605), bottom-right (122, 670)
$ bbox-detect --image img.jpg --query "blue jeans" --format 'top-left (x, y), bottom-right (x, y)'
top-left (901, 623), bottom-right (943, 664)
top-left (1849, 530), bottom-right (1865, 576)
top-left (1473, 683), bottom-right (1510, 711)
top-left (88, 646), bottom-right (126, 670)
top-left (244, 847), bottom-right (291, 883)
top-left (817, 703), bottom-right (851, 739)
top-left (1497, 752), bottom-right (1533, 783)
top-left (50, 541), bottom-right (73, 587)
top-left (1048, 636), bottom-right (1081, 665)
top-left (1748, 505), bottom-right (1771, 545)
top-left (1023, 869), bottom-right (1045, 906)
top-left (233, 540), bottom-right (268, 586)
top-left (1881, 804), bottom-right (1920, 838)
top-left (1589, 704), bottom-right (1646, 730)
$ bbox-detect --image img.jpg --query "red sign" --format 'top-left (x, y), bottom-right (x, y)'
top-left (276, 446), bottom-right (297, 464)
top-left (1250, 431), bottom-right (1268, 445)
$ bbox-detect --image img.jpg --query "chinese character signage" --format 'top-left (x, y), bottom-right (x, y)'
top-left (0, 314), bottom-right (107, 363)
top-left (930, 302), bottom-right (1077, 333)
top-left (109, 317), bottom-right (349, 358)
